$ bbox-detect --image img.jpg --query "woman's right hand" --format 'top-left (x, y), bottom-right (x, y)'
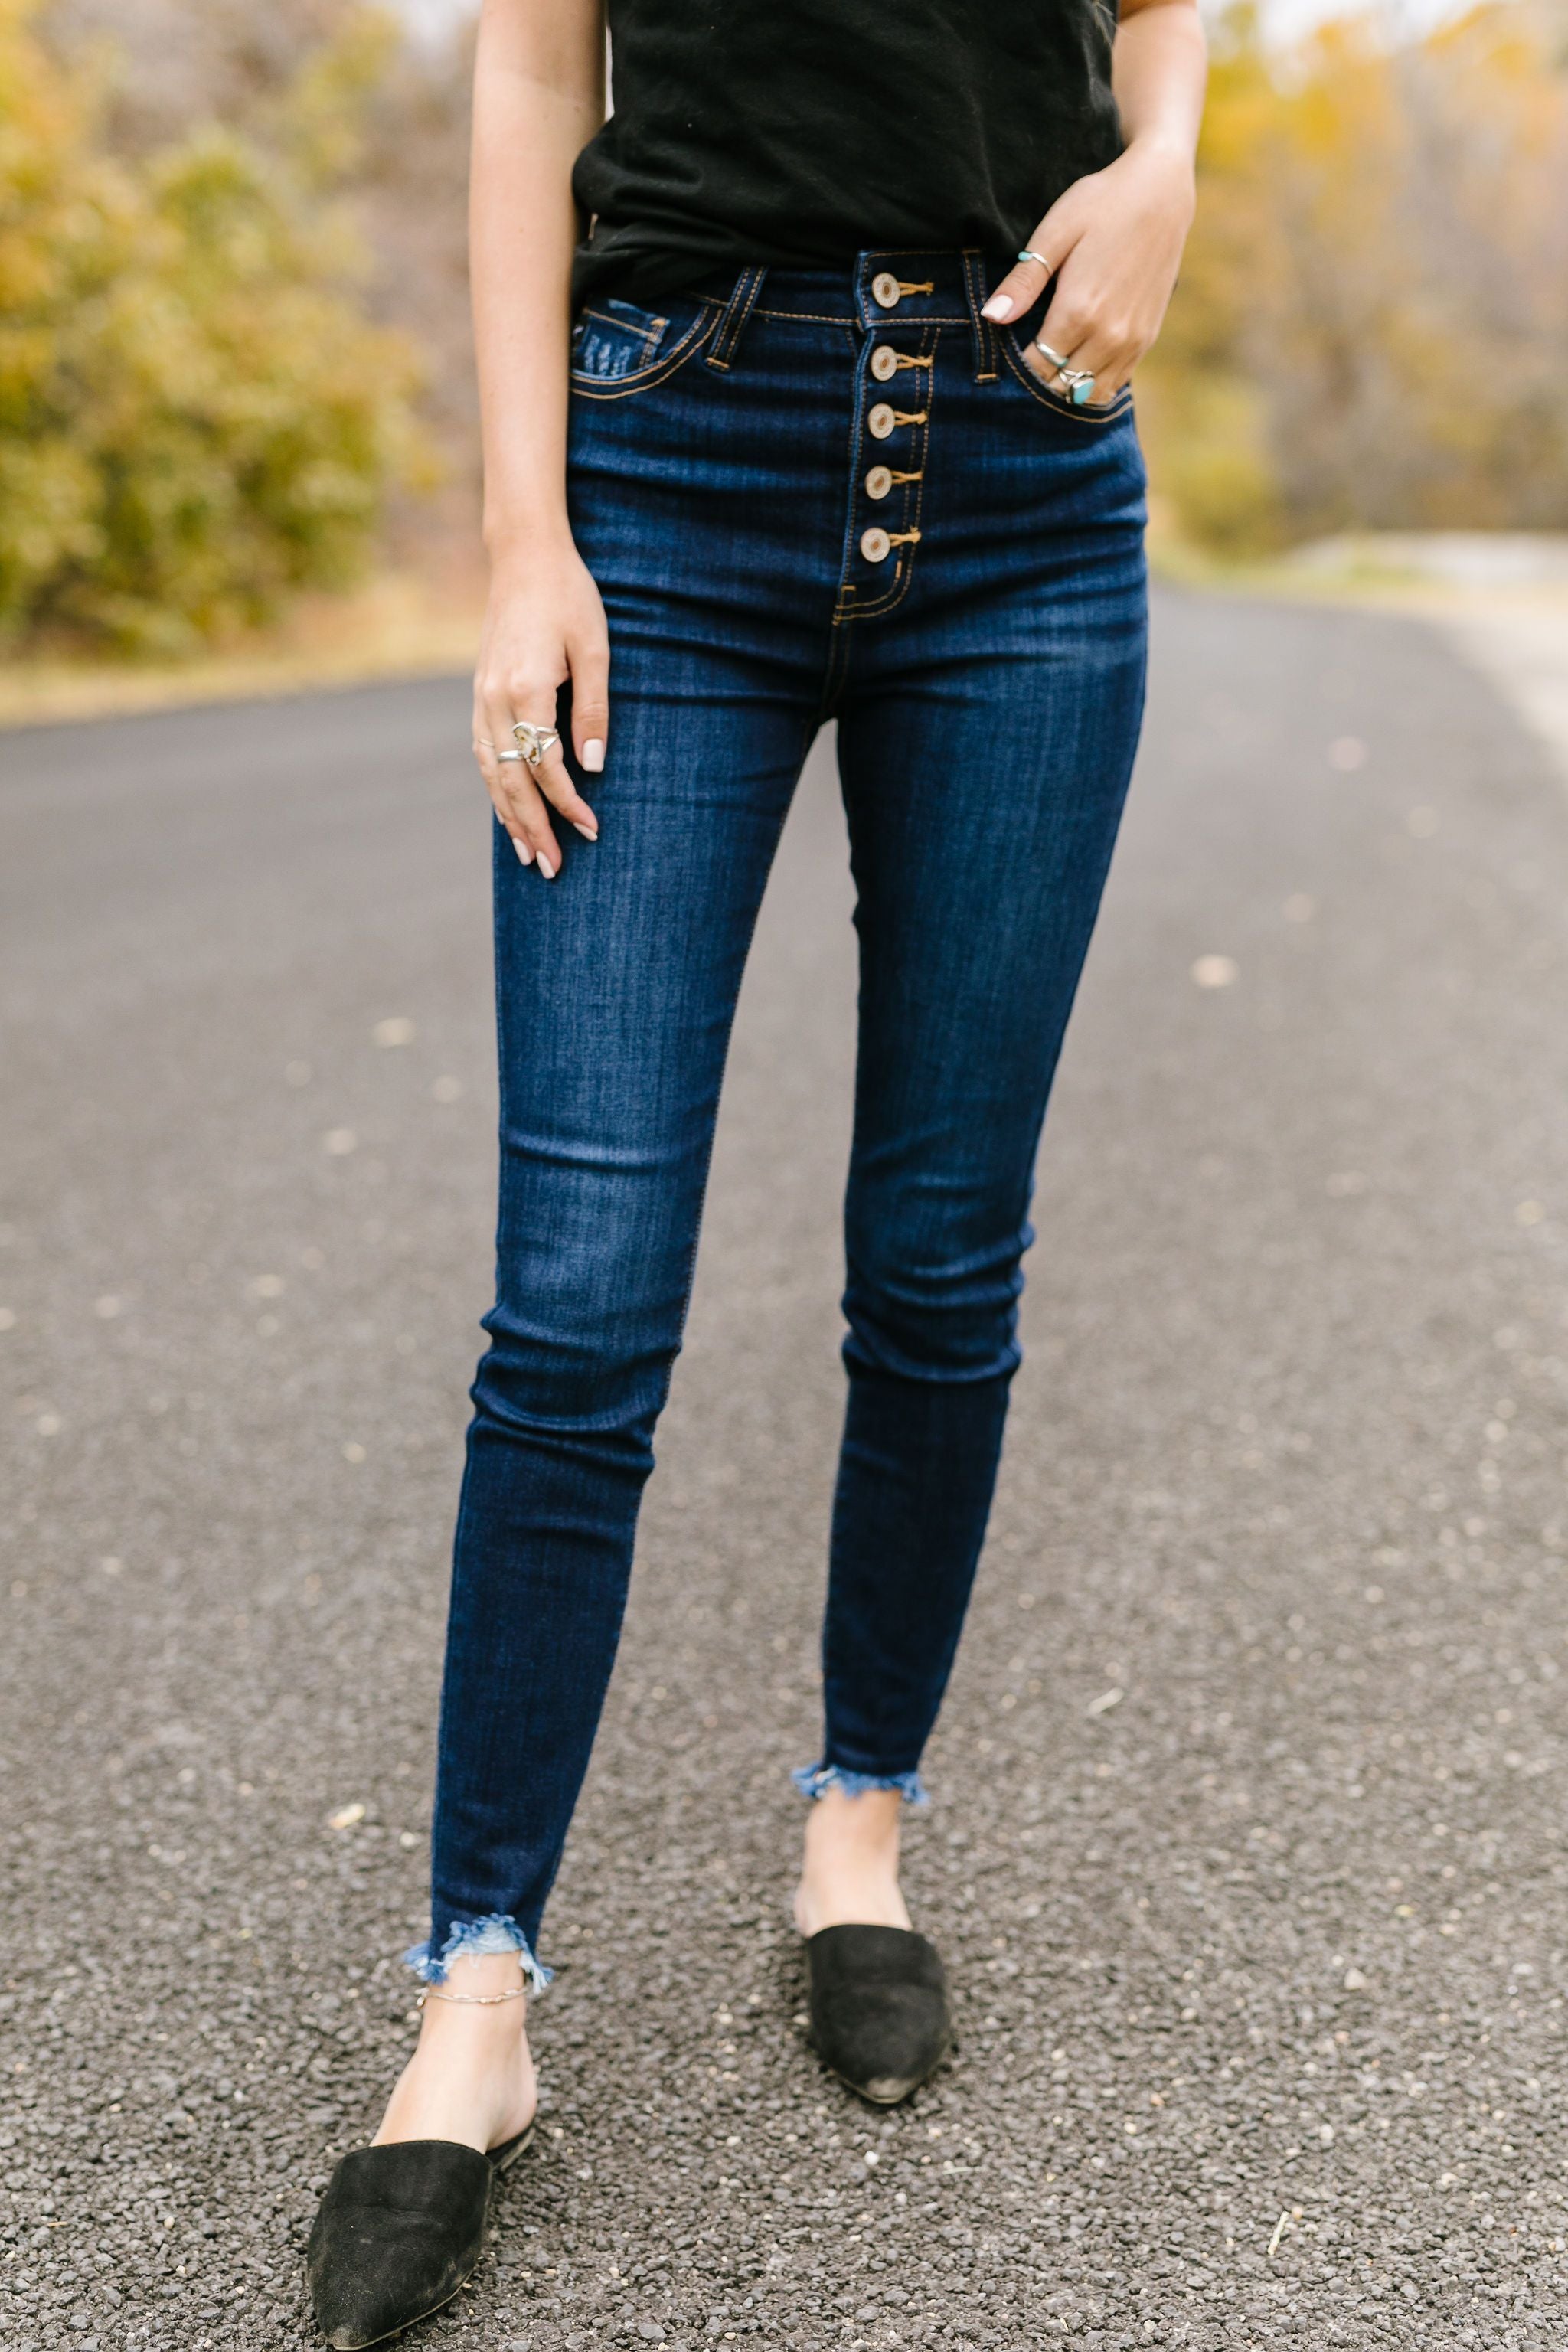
top-left (472, 534), bottom-right (609, 880)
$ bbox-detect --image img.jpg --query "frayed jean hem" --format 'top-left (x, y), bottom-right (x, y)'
top-left (403, 1912), bottom-right (553, 1994)
top-left (792, 1761), bottom-right (931, 1808)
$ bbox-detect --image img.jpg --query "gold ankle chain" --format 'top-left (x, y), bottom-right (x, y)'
top-left (415, 1982), bottom-right (528, 2008)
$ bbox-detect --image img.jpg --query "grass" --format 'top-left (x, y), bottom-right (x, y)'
top-left (0, 568), bottom-right (486, 730)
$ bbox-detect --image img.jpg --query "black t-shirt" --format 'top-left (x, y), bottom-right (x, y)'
top-left (571, 0), bottom-right (1123, 309)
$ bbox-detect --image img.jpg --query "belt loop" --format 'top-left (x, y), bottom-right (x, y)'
top-left (706, 263), bottom-right (768, 372)
top-left (962, 251), bottom-right (998, 384)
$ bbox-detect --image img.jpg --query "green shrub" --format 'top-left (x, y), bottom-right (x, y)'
top-left (0, 0), bottom-right (430, 655)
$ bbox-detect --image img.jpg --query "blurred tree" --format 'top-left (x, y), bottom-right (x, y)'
top-left (15, 0), bottom-right (1568, 601)
top-left (41, 0), bottom-right (359, 145)
top-left (1140, 1), bottom-right (1568, 549)
top-left (44, 0), bottom-right (479, 521)
top-left (0, 0), bottom-right (430, 653)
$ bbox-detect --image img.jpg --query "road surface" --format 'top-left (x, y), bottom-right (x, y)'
top-left (4, 588), bottom-right (1568, 2349)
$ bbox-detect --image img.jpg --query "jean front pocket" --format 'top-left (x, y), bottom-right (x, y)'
top-left (570, 298), bottom-right (671, 383)
top-left (999, 327), bottom-right (1135, 427)
top-left (568, 293), bottom-right (720, 401)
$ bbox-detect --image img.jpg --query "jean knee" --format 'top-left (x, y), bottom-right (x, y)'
top-left (842, 1230), bottom-right (1026, 1386)
top-left (469, 1248), bottom-right (688, 1470)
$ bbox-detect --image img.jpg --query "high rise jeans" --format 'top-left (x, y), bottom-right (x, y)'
top-left (410, 251), bottom-right (1148, 1988)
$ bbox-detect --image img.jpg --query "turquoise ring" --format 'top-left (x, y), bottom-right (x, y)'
top-left (1050, 361), bottom-right (1097, 406)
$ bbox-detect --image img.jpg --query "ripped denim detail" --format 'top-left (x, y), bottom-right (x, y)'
top-left (403, 1912), bottom-right (554, 1994)
top-left (792, 1761), bottom-right (931, 1808)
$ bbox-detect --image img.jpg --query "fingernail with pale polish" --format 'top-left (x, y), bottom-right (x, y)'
top-left (982, 294), bottom-right (1014, 321)
top-left (536, 852), bottom-right (556, 880)
top-left (573, 820), bottom-right (598, 841)
top-left (513, 838), bottom-right (533, 866)
top-left (582, 738), bottom-right (605, 773)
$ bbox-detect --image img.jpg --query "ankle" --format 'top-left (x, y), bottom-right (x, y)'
top-left (802, 1784), bottom-right (903, 1867)
top-left (795, 1786), bottom-right (911, 1936)
top-left (375, 1962), bottom-right (537, 2153)
top-left (418, 1949), bottom-right (534, 2003)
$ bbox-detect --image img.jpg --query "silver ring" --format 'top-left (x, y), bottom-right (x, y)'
top-left (1017, 250), bottom-right (1053, 272)
top-left (1052, 364), bottom-right (1098, 406)
top-left (1034, 340), bottom-right (1071, 370)
top-left (495, 747), bottom-right (524, 763)
top-left (511, 722), bottom-right (561, 769)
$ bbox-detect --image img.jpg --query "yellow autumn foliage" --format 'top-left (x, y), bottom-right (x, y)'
top-left (1142, 2), bottom-right (1568, 550)
top-left (0, 0), bottom-right (430, 653)
top-left (5, 0), bottom-right (1564, 642)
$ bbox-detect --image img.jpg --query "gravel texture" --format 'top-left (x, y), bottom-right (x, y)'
top-left (3, 588), bottom-right (1568, 2349)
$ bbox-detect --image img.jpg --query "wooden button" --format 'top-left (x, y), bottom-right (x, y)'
top-left (870, 345), bottom-right (899, 382)
top-left (860, 527), bottom-right (892, 564)
top-left (871, 271), bottom-right (901, 309)
top-left (867, 403), bottom-right (897, 439)
top-left (864, 466), bottom-right (893, 500)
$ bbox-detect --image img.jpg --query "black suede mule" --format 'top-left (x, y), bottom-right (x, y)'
top-left (805, 1924), bottom-right (952, 2105)
top-left (305, 2123), bottom-right (534, 2350)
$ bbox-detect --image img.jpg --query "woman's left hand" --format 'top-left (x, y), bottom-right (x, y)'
top-left (982, 139), bottom-right (1197, 407)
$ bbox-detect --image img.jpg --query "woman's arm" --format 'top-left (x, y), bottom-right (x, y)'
top-left (981, 0), bottom-right (1207, 405)
top-left (469, 0), bottom-right (606, 878)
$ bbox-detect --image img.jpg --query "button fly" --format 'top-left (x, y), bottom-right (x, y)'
top-left (870, 345), bottom-right (899, 382)
top-left (867, 403), bottom-right (897, 439)
top-left (871, 270), bottom-right (900, 309)
top-left (860, 527), bottom-right (892, 564)
top-left (864, 465), bottom-right (893, 500)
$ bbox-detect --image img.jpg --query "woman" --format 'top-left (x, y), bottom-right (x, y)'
top-left (307, 0), bottom-right (1205, 2340)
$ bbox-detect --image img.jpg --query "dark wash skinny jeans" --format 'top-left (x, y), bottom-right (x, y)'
top-left (410, 252), bottom-right (1148, 1988)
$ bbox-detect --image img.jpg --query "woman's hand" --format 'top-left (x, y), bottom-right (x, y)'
top-left (982, 0), bottom-right (1205, 407)
top-left (982, 138), bottom-right (1196, 408)
top-left (472, 534), bottom-right (608, 880)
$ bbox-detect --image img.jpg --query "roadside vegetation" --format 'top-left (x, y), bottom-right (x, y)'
top-left (0, 0), bottom-right (430, 657)
top-left (1, 0), bottom-right (1564, 686)
top-left (1141, 1), bottom-right (1568, 551)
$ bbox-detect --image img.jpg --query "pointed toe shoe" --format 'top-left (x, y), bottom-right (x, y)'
top-left (305, 2126), bottom-right (532, 2349)
top-left (805, 1924), bottom-right (952, 2105)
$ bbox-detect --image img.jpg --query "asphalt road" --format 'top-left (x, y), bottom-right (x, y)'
top-left (4, 587), bottom-right (1568, 2351)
